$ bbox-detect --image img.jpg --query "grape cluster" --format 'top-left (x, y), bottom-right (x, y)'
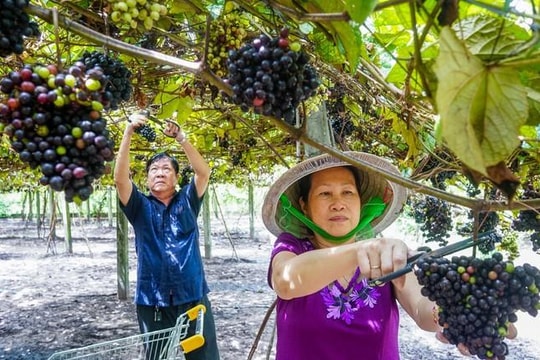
top-left (512, 184), bottom-right (540, 251)
top-left (410, 196), bottom-right (453, 246)
top-left (134, 123), bottom-right (156, 142)
top-left (226, 28), bottom-right (320, 125)
top-left (327, 84), bottom-right (356, 139)
top-left (415, 252), bottom-right (540, 359)
top-left (0, 0), bottom-right (40, 57)
top-left (0, 63), bottom-right (116, 203)
top-left (331, 115), bottom-right (355, 138)
top-left (208, 13), bottom-right (249, 78)
top-left (231, 151), bottom-right (243, 166)
top-left (108, 0), bottom-right (167, 30)
top-left (77, 51), bottom-right (132, 110)
top-left (419, 151), bottom-right (457, 190)
top-left (179, 165), bottom-right (193, 188)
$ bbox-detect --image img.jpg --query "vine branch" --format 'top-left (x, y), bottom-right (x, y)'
top-left (26, 4), bottom-right (233, 96)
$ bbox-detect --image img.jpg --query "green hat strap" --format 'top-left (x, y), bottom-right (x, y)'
top-left (279, 194), bottom-right (387, 243)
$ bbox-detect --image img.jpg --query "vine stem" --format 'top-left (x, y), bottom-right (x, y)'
top-left (25, 4), bottom-right (233, 96)
top-left (267, 117), bottom-right (540, 212)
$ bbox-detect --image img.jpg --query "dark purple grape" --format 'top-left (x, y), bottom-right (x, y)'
top-left (415, 253), bottom-right (540, 359)
top-left (225, 30), bottom-right (320, 122)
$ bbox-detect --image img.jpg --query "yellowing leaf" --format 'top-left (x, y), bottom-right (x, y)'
top-left (434, 27), bottom-right (528, 176)
top-left (391, 114), bottom-right (420, 160)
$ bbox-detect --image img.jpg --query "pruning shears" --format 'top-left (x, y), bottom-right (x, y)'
top-left (368, 232), bottom-right (494, 287)
top-left (132, 110), bottom-right (182, 138)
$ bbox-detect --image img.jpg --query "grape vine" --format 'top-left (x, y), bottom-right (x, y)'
top-left (415, 252), bottom-right (540, 359)
top-left (457, 211), bottom-right (502, 254)
top-left (226, 28), bottom-right (320, 125)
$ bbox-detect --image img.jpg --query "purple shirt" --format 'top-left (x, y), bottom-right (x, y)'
top-left (268, 232), bottom-right (400, 360)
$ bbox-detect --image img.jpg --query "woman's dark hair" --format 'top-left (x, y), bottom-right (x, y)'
top-left (145, 152), bottom-right (180, 174)
top-left (298, 166), bottom-right (362, 203)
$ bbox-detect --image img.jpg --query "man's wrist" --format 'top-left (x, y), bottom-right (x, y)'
top-left (177, 133), bottom-right (187, 144)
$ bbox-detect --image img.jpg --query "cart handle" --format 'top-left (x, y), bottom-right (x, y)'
top-left (180, 304), bottom-right (206, 353)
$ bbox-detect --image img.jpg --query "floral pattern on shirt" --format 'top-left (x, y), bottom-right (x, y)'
top-left (321, 269), bottom-right (380, 324)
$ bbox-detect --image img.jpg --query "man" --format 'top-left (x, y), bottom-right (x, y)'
top-left (114, 112), bottom-right (219, 360)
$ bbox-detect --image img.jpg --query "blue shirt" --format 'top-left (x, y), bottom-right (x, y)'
top-left (120, 180), bottom-right (209, 307)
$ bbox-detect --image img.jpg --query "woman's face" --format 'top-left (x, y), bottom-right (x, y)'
top-left (299, 167), bottom-right (361, 245)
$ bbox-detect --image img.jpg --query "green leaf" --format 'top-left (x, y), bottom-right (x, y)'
top-left (452, 15), bottom-right (531, 60)
top-left (434, 27), bottom-right (528, 175)
top-left (524, 87), bottom-right (540, 126)
top-left (173, 97), bottom-right (194, 124)
top-left (344, 0), bottom-right (377, 25)
top-left (331, 21), bottom-right (363, 72)
top-left (295, 0), bottom-right (364, 73)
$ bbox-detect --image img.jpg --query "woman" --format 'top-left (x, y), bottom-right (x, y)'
top-left (262, 151), bottom-right (485, 359)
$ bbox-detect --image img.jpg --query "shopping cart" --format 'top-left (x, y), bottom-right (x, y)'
top-left (48, 304), bottom-right (206, 360)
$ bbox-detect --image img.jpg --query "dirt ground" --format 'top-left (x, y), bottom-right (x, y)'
top-left (0, 217), bottom-right (539, 360)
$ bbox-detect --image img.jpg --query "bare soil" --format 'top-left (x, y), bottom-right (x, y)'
top-left (0, 218), bottom-right (539, 360)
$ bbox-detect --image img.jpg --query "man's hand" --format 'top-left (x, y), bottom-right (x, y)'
top-left (163, 120), bottom-right (185, 142)
top-left (127, 113), bottom-right (148, 133)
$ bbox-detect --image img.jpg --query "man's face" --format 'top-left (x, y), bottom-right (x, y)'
top-left (147, 158), bottom-right (178, 195)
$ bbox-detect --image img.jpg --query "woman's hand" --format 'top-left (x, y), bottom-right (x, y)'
top-left (355, 238), bottom-right (409, 289)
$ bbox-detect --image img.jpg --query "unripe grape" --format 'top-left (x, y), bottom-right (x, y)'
top-left (115, 1), bottom-right (128, 12)
top-left (64, 74), bottom-right (77, 88)
top-left (111, 11), bottom-right (121, 22)
top-left (149, 11), bottom-right (159, 21)
top-left (138, 9), bottom-right (148, 20)
top-left (85, 78), bottom-right (101, 91)
top-left (143, 17), bottom-right (153, 30)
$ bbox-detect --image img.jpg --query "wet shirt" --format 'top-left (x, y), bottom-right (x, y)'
top-left (121, 180), bottom-right (208, 307)
top-left (267, 232), bottom-right (400, 360)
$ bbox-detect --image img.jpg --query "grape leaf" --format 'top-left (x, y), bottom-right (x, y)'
top-left (344, 0), bottom-right (377, 25)
top-left (525, 87), bottom-right (540, 126)
top-left (452, 16), bottom-right (530, 61)
top-left (434, 27), bottom-right (528, 176)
